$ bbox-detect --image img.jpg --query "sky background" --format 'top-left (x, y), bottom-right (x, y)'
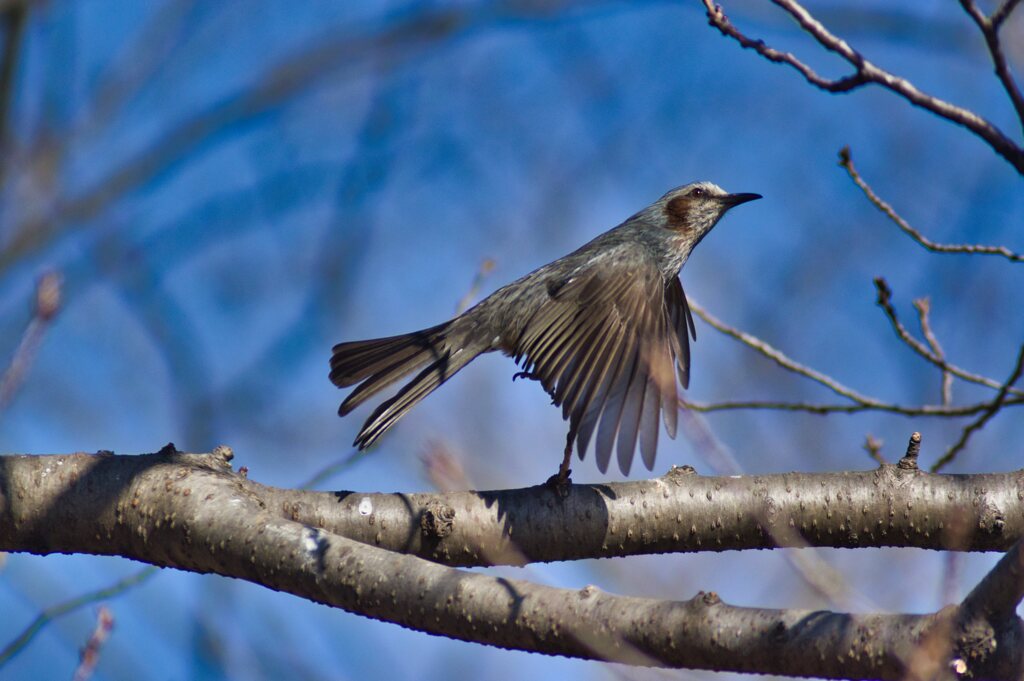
top-left (2, 0), bottom-right (1023, 679)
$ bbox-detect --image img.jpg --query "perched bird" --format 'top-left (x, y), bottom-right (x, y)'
top-left (330, 182), bottom-right (760, 481)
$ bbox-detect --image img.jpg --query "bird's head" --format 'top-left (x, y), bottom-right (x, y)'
top-left (658, 182), bottom-right (761, 242)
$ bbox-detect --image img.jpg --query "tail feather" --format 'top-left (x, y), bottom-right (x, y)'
top-left (353, 347), bottom-right (477, 449)
top-left (330, 323), bottom-right (449, 387)
top-left (331, 322), bottom-right (480, 448)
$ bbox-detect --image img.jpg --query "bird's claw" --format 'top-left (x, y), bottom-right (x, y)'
top-left (545, 468), bottom-right (572, 498)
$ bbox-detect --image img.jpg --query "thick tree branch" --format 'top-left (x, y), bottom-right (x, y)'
top-left (2, 448), bottom-right (1024, 677)
top-left (3, 449), bottom-right (1024, 568)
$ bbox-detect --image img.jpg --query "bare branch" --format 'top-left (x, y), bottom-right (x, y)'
top-left (6, 450), bottom-right (1024, 567)
top-left (2, 449), bottom-right (1024, 677)
top-left (991, 0), bottom-right (1024, 28)
top-left (687, 298), bottom-right (1024, 416)
top-left (932, 345), bottom-right (1024, 472)
top-left (873, 277), bottom-right (1024, 396)
top-left (0, 271), bottom-right (62, 414)
top-left (0, 1), bottom-right (28, 189)
top-left (680, 396), bottom-right (1024, 417)
top-left (703, 1), bottom-right (1024, 173)
top-left (914, 298), bottom-right (953, 406)
top-left (455, 257), bottom-right (496, 315)
top-left (72, 607), bottom-right (114, 681)
top-left (840, 147), bottom-right (1024, 263)
top-left (688, 299), bottom-right (882, 404)
top-left (0, 567), bottom-right (156, 666)
top-left (864, 434), bottom-right (886, 464)
top-left (959, 536), bottom-right (1024, 627)
top-left (959, 0), bottom-right (1024, 133)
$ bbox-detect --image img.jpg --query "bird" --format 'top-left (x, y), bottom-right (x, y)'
top-left (330, 182), bottom-right (760, 482)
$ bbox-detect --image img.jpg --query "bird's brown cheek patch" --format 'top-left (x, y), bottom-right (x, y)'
top-left (664, 196), bottom-right (694, 233)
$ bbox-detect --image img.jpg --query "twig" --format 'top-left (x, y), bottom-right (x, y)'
top-left (840, 147), bottom-right (1024, 263)
top-left (295, 448), bottom-right (367, 490)
top-left (0, 271), bottom-right (62, 413)
top-left (702, 1), bottom-right (1024, 173)
top-left (688, 299), bottom-right (883, 404)
top-left (0, 567), bottom-right (156, 667)
top-left (72, 607), bottom-right (114, 681)
top-left (873, 277), bottom-right (1024, 396)
top-left (932, 344), bottom-right (1024, 472)
top-left (686, 299), bottom-right (1024, 415)
top-left (863, 434), bottom-right (885, 464)
top-left (0, 1), bottom-right (28, 190)
top-left (913, 298), bottom-right (953, 405)
top-left (455, 257), bottom-right (496, 315)
top-left (958, 0), bottom-right (1024, 134)
top-left (680, 396), bottom-right (1024, 417)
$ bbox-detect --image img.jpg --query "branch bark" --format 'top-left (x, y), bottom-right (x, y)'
top-left (3, 447), bottom-right (1024, 677)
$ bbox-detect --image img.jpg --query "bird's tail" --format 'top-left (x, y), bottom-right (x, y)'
top-left (330, 322), bottom-right (479, 449)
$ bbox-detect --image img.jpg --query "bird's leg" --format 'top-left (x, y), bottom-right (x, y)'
top-left (512, 369), bottom-right (541, 383)
top-left (545, 424), bottom-right (575, 495)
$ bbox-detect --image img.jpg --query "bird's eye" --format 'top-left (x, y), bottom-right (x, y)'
top-left (690, 187), bottom-right (706, 198)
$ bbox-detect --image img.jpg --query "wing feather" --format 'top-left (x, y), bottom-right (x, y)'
top-left (511, 261), bottom-right (694, 474)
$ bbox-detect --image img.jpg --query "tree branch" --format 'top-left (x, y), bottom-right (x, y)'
top-left (959, 0), bottom-right (1024, 134)
top-left (3, 449), bottom-right (1024, 567)
top-left (840, 147), bottom-right (1024, 264)
top-left (686, 298), bottom-right (1024, 415)
top-left (872, 277), bottom-right (1024, 396)
top-left (932, 344), bottom-right (1024, 472)
top-left (2, 448), bottom-right (1024, 677)
top-left (702, 1), bottom-right (1024, 174)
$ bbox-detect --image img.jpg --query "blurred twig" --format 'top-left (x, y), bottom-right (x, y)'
top-left (0, 567), bottom-right (156, 667)
top-left (296, 449), bottom-right (367, 490)
top-left (0, 271), bottom-right (61, 413)
top-left (931, 344), bottom-right (1024, 472)
top-left (840, 147), bottom-right (1024, 263)
top-left (702, 0), bottom-right (1024, 173)
top-left (72, 607), bottom-right (114, 681)
top-left (863, 434), bottom-right (885, 464)
top-left (0, 0), bottom-right (28, 189)
top-left (455, 258), bottom-right (496, 315)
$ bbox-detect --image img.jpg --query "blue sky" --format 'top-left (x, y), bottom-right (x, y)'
top-left (2, 1), bottom-right (1023, 679)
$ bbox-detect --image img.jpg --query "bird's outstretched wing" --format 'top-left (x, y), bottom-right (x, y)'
top-left (511, 263), bottom-right (695, 475)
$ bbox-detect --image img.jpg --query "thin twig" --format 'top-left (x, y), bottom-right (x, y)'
top-left (932, 344), bottom-right (1024, 472)
top-left (873, 277), bottom-right (1024, 396)
top-left (688, 299), bottom-right (883, 404)
top-left (687, 299), bottom-right (1024, 415)
top-left (991, 0), bottom-right (1023, 28)
top-left (455, 257), bottom-right (496, 315)
top-left (702, 0), bottom-right (1024, 173)
top-left (0, 271), bottom-right (62, 413)
top-left (913, 298), bottom-right (953, 405)
top-left (864, 434), bottom-right (886, 464)
top-left (72, 607), bottom-right (114, 681)
top-left (0, 567), bottom-right (156, 667)
top-left (958, 0), bottom-right (1024, 134)
top-left (0, 1), bottom-right (28, 189)
top-left (679, 396), bottom-right (1024, 417)
top-left (840, 147), bottom-right (1024, 263)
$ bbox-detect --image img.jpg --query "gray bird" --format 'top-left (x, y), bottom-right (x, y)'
top-left (330, 182), bottom-right (760, 482)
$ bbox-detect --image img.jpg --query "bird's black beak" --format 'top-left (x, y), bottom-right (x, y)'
top-left (720, 192), bottom-right (762, 208)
